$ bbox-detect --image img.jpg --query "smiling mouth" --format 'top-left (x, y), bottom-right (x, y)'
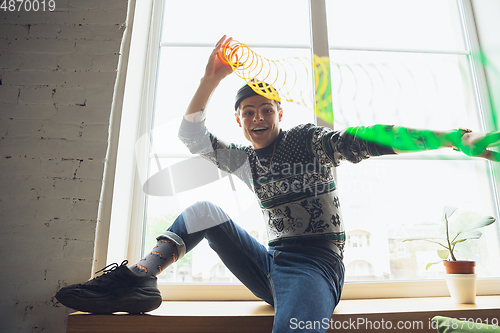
top-left (251, 127), bottom-right (268, 133)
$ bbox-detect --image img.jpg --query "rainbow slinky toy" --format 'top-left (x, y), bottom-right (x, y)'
top-left (218, 39), bottom-right (334, 123)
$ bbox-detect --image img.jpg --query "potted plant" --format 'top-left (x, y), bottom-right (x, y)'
top-left (404, 206), bottom-right (496, 303)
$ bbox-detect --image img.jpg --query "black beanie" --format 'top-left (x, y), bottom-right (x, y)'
top-left (234, 81), bottom-right (280, 110)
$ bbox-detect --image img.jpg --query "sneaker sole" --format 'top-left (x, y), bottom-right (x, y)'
top-left (56, 287), bottom-right (162, 314)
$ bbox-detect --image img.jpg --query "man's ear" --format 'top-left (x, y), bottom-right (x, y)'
top-left (278, 108), bottom-right (283, 122)
top-left (235, 113), bottom-right (242, 127)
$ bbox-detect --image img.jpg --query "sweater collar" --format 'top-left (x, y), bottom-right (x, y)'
top-left (254, 129), bottom-right (284, 157)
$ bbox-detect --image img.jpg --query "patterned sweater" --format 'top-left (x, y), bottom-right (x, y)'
top-left (178, 119), bottom-right (395, 258)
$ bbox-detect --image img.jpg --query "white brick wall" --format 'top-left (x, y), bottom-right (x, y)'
top-left (0, 0), bottom-right (128, 331)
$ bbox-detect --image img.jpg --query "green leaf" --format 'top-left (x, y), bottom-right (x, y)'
top-left (437, 249), bottom-right (449, 260)
top-left (458, 216), bottom-right (496, 234)
top-left (426, 261), bottom-right (442, 270)
top-left (443, 206), bottom-right (458, 220)
top-left (403, 238), bottom-right (447, 248)
top-left (451, 238), bottom-right (468, 246)
top-left (403, 238), bottom-right (429, 242)
top-left (453, 230), bottom-right (482, 244)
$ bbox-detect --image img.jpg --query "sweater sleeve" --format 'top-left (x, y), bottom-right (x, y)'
top-left (306, 125), bottom-right (396, 167)
top-left (178, 118), bottom-right (253, 186)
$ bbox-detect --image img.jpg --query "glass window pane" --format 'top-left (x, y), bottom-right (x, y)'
top-left (329, 50), bottom-right (479, 132)
top-left (326, 0), bottom-right (466, 52)
top-left (337, 159), bottom-right (500, 281)
top-left (162, 0), bottom-right (311, 46)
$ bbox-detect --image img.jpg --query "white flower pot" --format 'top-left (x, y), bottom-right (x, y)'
top-left (445, 274), bottom-right (476, 304)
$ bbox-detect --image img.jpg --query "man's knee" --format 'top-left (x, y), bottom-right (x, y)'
top-left (183, 201), bottom-right (230, 234)
top-left (189, 200), bottom-right (220, 212)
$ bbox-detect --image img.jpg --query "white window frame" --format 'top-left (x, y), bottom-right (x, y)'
top-left (96, 0), bottom-right (500, 301)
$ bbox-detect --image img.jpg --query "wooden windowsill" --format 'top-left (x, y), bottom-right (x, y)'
top-left (67, 295), bottom-right (500, 333)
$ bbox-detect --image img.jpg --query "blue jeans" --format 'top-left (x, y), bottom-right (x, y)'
top-left (167, 201), bottom-right (345, 333)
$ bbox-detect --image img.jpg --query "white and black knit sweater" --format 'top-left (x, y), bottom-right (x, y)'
top-left (178, 119), bottom-right (395, 258)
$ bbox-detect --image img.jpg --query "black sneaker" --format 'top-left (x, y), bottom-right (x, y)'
top-left (55, 260), bottom-right (162, 314)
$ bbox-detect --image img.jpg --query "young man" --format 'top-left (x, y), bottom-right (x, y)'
top-left (56, 36), bottom-right (499, 332)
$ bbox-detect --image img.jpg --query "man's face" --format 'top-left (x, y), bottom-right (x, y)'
top-left (235, 95), bottom-right (283, 149)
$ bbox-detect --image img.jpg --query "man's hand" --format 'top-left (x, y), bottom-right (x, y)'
top-left (459, 130), bottom-right (500, 161)
top-left (203, 35), bottom-right (234, 83)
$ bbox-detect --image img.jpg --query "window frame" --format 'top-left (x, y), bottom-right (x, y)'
top-left (102, 0), bottom-right (500, 300)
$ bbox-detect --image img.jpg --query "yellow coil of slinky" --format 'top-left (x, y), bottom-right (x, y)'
top-left (217, 39), bottom-right (333, 123)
